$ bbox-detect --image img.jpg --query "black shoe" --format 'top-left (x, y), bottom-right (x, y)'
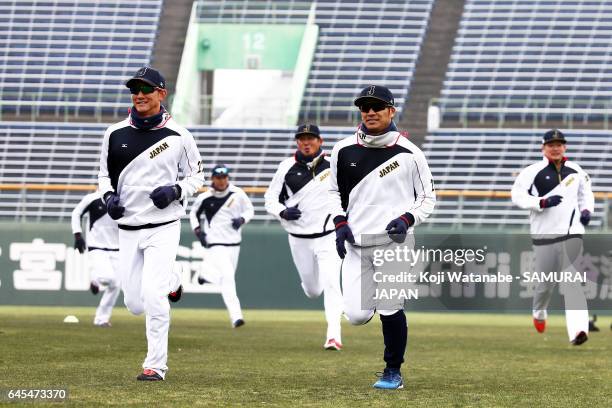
top-left (137, 369), bottom-right (163, 381)
top-left (589, 315), bottom-right (600, 332)
top-left (571, 331), bottom-right (588, 346)
top-left (233, 319), bottom-right (245, 328)
top-left (168, 285), bottom-right (182, 303)
top-left (89, 282), bottom-right (99, 295)
top-left (197, 276), bottom-right (209, 285)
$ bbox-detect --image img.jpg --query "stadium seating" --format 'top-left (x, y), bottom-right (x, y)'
top-left (196, 0), bottom-right (311, 23)
top-left (422, 128), bottom-right (611, 227)
top-left (196, 0), bottom-right (435, 123)
top-left (302, 0), bottom-right (435, 122)
top-left (1, 122), bottom-right (609, 229)
top-left (440, 0), bottom-right (612, 124)
top-left (0, 0), bottom-right (163, 118)
top-left (2, 0), bottom-right (433, 123)
top-left (0, 121), bottom-right (351, 221)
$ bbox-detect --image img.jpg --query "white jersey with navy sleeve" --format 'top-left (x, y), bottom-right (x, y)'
top-left (328, 130), bottom-right (436, 246)
top-left (511, 157), bottom-right (594, 236)
top-left (189, 184), bottom-right (254, 245)
top-left (71, 191), bottom-right (119, 250)
top-left (98, 112), bottom-right (205, 227)
top-left (264, 153), bottom-right (335, 237)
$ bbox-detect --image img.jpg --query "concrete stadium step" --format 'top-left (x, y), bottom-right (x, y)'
top-left (150, 0), bottom-right (194, 96)
top-left (400, 0), bottom-right (466, 147)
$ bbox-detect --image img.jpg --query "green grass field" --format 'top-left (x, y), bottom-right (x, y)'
top-left (0, 307), bottom-right (610, 407)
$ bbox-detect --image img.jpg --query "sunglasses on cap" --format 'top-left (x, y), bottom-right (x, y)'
top-left (213, 167), bottom-right (229, 175)
top-left (359, 102), bottom-right (390, 113)
top-left (129, 84), bottom-right (158, 95)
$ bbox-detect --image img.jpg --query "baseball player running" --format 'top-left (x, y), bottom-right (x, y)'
top-left (264, 124), bottom-right (344, 350)
top-left (511, 129), bottom-right (594, 345)
top-left (71, 191), bottom-right (120, 327)
top-left (329, 85), bottom-right (435, 388)
top-left (98, 67), bottom-right (204, 381)
top-left (189, 164), bottom-right (254, 328)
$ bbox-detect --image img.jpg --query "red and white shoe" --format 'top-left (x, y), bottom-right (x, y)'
top-left (168, 285), bottom-right (183, 303)
top-left (533, 318), bottom-right (546, 333)
top-left (324, 338), bottom-right (343, 351)
top-left (137, 368), bottom-right (163, 381)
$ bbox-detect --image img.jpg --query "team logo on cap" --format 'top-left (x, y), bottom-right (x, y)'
top-left (367, 85), bottom-right (376, 95)
top-left (136, 67), bottom-right (148, 77)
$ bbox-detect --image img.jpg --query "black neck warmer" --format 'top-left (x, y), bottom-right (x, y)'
top-left (296, 147), bottom-right (323, 164)
top-left (131, 105), bottom-right (166, 130)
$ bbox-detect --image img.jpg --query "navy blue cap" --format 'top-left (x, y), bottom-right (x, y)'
top-left (542, 129), bottom-right (566, 145)
top-left (126, 66), bottom-right (166, 89)
top-left (295, 124), bottom-right (321, 138)
top-left (354, 85), bottom-right (395, 107)
top-left (211, 164), bottom-right (230, 177)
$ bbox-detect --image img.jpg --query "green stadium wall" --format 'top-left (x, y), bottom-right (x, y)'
top-left (0, 222), bottom-right (610, 313)
top-left (0, 222), bottom-right (309, 310)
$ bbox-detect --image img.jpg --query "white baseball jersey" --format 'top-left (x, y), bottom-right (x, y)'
top-left (329, 128), bottom-right (436, 246)
top-left (98, 112), bottom-right (205, 227)
top-left (265, 153), bottom-right (335, 237)
top-left (71, 191), bottom-right (119, 250)
top-left (189, 184), bottom-right (254, 245)
top-left (511, 157), bottom-right (594, 237)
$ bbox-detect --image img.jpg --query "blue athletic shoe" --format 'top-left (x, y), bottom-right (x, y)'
top-left (373, 368), bottom-right (403, 389)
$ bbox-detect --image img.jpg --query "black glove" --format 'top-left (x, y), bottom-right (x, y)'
top-left (334, 216), bottom-right (355, 259)
top-left (580, 210), bottom-right (591, 226)
top-left (280, 206), bottom-right (301, 221)
top-left (194, 227), bottom-right (207, 247)
top-left (231, 217), bottom-right (245, 230)
top-left (104, 192), bottom-right (125, 220)
top-left (74, 232), bottom-right (86, 254)
top-left (150, 184), bottom-right (181, 209)
top-left (539, 195), bottom-right (562, 209)
top-left (385, 213), bottom-right (414, 243)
